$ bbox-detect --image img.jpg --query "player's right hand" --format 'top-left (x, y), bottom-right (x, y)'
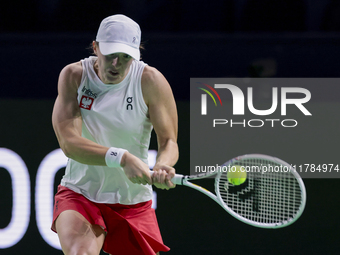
top-left (120, 151), bottom-right (152, 185)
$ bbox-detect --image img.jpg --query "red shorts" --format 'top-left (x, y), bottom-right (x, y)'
top-left (51, 185), bottom-right (170, 255)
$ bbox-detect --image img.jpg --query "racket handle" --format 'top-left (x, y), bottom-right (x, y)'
top-left (149, 171), bottom-right (184, 185)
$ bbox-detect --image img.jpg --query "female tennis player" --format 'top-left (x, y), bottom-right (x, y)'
top-left (51, 14), bottom-right (178, 255)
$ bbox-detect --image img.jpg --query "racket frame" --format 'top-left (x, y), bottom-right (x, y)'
top-left (151, 154), bottom-right (307, 229)
top-left (215, 154), bottom-right (307, 228)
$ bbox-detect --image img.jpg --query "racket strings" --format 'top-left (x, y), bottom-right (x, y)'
top-left (218, 158), bottom-right (303, 225)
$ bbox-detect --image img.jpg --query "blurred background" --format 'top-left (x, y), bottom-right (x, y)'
top-left (1, 0), bottom-right (340, 254)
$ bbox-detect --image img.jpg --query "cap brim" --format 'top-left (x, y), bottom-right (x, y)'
top-left (98, 42), bottom-right (140, 60)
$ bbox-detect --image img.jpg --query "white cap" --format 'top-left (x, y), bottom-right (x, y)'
top-left (96, 14), bottom-right (141, 60)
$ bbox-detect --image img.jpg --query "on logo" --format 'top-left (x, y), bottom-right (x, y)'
top-left (201, 84), bottom-right (312, 116)
top-left (126, 97), bottom-right (133, 110)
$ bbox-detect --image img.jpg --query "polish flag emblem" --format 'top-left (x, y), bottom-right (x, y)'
top-left (80, 96), bottom-right (94, 110)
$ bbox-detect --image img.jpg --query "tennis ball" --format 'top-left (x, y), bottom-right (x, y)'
top-left (227, 165), bottom-right (247, 185)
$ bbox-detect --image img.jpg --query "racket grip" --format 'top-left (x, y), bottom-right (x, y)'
top-left (150, 171), bottom-right (183, 185)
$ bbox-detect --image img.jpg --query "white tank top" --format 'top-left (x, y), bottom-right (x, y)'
top-left (61, 56), bottom-right (154, 205)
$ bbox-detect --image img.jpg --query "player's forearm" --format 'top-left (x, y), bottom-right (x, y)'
top-left (155, 138), bottom-right (179, 167)
top-left (60, 135), bottom-right (108, 166)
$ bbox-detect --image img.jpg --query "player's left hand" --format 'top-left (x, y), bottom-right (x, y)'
top-left (151, 164), bottom-right (176, 190)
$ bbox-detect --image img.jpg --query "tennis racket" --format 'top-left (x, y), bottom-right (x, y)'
top-left (151, 154), bottom-right (306, 228)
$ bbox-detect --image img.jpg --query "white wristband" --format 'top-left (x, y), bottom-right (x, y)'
top-left (105, 147), bottom-right (128, 168)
